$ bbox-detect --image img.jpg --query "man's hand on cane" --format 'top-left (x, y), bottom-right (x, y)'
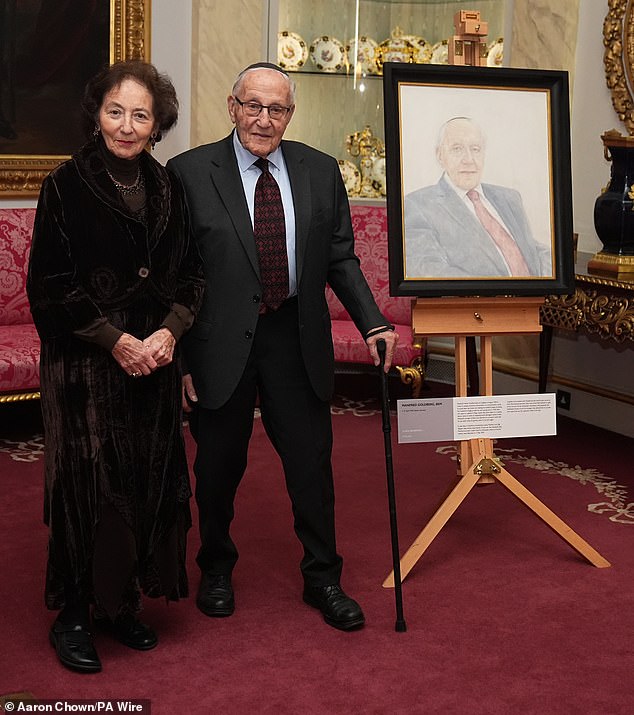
top-left (365, 327), bottom-right (399, 372)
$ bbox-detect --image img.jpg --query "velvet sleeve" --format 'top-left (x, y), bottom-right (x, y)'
top-left (160, 303), bottom-right (194, 342)
top-left (167, 170), bottom-right (206, 320)
top-left (73, 317), bottom-right (123, 350)
top-left (27, 173), bottom-right (105, 339)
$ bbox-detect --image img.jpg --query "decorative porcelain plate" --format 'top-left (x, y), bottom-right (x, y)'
top-left (338, 159), bottom-right (361, 196)
top-left (376, 26), bottom-right (416, 73)
top-left (277, 30), bottom-right (308, 70)
top-left (487, 37), bottom-right (504, 67)
top-left (430, 40), bottom-right (449, 65)
top-left (378, 36), bottom-right (413, 66)
top-left (347, 36), bottom-right (379, 75)
top-left (370, 157), bottom-right (387, 196)
top-left (403, 35), bottom-right (432, 64)
top-left (310, 36), bottom-right (347, 73)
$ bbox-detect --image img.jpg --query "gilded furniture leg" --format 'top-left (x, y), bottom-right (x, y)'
top-left (396, 337), bottom-right (426, 397)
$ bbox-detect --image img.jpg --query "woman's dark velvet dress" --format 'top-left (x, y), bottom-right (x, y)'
top-left (27, 139), bottom-right (205, 617)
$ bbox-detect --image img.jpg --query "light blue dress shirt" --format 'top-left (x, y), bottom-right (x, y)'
top-left (232, 131), bottom-right (297, 298)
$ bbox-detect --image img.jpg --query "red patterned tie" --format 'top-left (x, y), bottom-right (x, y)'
top-left (253, 158), bottom-right (289, 310)
top-left (466, 189), bottom-right (530, 276)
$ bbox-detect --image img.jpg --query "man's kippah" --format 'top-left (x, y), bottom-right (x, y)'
top-left (241, 62), bottom-right (289, 76)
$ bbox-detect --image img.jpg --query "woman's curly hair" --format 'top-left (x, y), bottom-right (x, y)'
top-left (81, 59), bottom-right (178, 143)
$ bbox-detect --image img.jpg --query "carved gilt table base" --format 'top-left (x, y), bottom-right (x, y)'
top-left (539, 252), bottom-right (634, 391)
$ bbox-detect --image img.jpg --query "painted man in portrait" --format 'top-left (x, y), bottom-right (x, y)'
top-left (403, 116), bottom-right (552, 279)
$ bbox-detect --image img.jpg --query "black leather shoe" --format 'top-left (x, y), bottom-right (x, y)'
top-left (196, 573), bottom-right (234, 617)
top-left (303, 584), bottom-right (365, 631)
top-left (49, 621), bottom-right (102, 673)
top-left (94, 613), bottom-right (158, 651)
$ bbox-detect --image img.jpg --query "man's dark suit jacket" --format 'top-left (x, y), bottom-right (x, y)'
top-left (167, 134), bottom-right (386, 410)
top-left (403, 175), bottom-right (553, 278)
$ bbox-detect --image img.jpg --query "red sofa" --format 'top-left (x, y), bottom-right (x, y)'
top-left (0, 208), bottom-right (40, 403)
top-left (326, 205), bottom-right (424, 396)
top-left (0, 205), bottom-right (423, 404)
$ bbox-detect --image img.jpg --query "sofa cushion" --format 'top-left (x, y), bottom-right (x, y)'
top-left (0, 208), bottom-right (36, 325)
top-left (331, 319), bottom-right (418, 366)
top-left (0, 208), bottom-right (39, 396)
top-left (0, 323), bottom-right (40, 393)
top-left (327, 204), bottom-right (420, 370)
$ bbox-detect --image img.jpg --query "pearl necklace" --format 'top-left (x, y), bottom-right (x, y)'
top-left (106, 167), bottom-right (144, 196)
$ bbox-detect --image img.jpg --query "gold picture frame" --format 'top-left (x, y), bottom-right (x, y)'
top-left (0, 0), bottom-right (150, 198)
top-left (604, 0), bottom-right (634, 135)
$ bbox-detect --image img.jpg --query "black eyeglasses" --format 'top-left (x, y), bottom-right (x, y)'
top-left (232, 96), bottom-right (292, 121)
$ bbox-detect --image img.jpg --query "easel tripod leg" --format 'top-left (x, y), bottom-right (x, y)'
top-left (382, 467), bottom-right (481, 588)
top-left (494, 467), bottom-right (611, 568)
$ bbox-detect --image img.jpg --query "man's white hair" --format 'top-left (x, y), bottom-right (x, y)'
top-left (436, 116), bottom-right (486, 152)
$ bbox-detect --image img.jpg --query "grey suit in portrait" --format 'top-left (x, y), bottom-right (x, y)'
top-left (403, 175), bottom-right (552, 278)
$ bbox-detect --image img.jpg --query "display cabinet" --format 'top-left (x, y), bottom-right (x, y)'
top-left (267, 0), bottom-right (508, 198)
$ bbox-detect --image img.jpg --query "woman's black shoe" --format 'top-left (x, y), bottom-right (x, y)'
top-left (49, 621), bottom-right (102, 673)
top-left (95, 613), bottom-right (158, 650)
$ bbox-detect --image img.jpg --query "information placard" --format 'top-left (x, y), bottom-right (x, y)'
top-left (397, 393), bottom-right (556, 443)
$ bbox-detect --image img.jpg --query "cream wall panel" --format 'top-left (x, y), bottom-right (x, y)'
top-left (192, 0), bottom-right (265, 147)
top-left (510, 0), bottom-right (580, 80)
top-left (151, 0), bottom-right (192, 164)
top-left (570, 1), bottom-right (617, 256)
top-left (495, 0), bottom-right (580, 379)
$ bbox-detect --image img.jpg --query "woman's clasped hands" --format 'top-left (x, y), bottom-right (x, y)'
top-left (112, 327), bottom-right (175, 377)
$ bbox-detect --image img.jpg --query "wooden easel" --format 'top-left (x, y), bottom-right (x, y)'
top-left (383, 296), bottom-right (610, 588)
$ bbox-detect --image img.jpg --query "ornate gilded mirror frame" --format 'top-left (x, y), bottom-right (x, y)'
top-left (0, 0), bottom-right (150, 198)
top-left (604, 0), bottom-right (634, 135)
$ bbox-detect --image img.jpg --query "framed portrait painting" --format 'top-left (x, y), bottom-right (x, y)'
top-left (383, 63), bottom-right (574, 297)
top-left (0, 0), bottom-right (150, 198)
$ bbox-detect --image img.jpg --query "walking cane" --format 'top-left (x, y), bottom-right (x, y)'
top-left (376, 339), bottom-right (407, 632)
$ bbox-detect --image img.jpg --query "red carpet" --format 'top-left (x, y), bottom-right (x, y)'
top-left (1, 378), bottom-right (633, 714)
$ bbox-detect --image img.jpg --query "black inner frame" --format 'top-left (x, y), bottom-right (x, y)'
top-left (383, 63), bottom-right (574, 298)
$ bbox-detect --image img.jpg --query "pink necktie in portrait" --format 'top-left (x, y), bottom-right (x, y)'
top-left (466, 189), bottom-right (530, 276)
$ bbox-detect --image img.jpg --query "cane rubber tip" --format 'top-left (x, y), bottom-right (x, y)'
top-left (395, 621), bottom-right (407, 632)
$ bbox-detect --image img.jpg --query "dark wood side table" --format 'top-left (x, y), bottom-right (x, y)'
top-left (539, 251), bottom-right (634, 391)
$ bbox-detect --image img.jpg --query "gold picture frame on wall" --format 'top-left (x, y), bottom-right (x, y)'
top-left (0, 0), bottom-right (150, 198)
top-left (604, 0), bottom-right (634, 135)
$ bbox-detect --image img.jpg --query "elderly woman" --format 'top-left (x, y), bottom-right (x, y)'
top-left (27, 60), bottom-right (205, 673)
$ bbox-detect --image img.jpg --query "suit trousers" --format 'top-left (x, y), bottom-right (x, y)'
top-left (189, 297), bottom-right (344, 586)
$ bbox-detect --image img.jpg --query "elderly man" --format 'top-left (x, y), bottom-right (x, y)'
top-left (404, 116), bottom-right (552, 278)
top-left (167, 62), bottom-right (398, 631)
